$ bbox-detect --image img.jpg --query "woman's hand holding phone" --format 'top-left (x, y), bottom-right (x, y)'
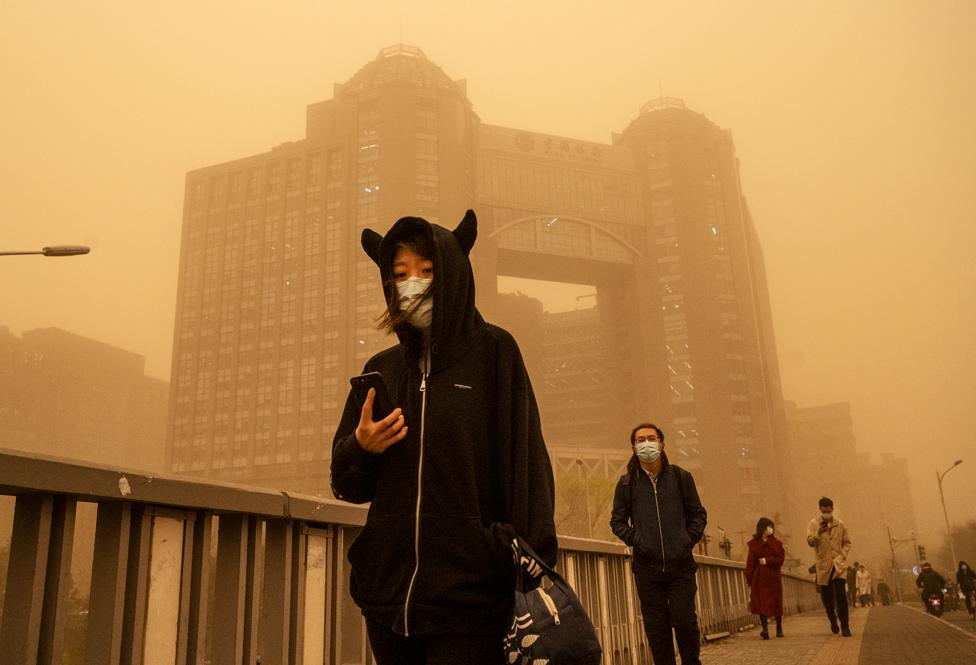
top-left (354, 388), bottom-right (407, 454)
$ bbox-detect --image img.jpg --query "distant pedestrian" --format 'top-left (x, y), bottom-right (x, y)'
top-left (957, 561), bottom-right (976, 617)
top-left (610, 422), bottom-right (708, 665)
top-left (807, 496), bottom-right (853, 636)
top-left (745, 517), bottom-right (785, 639)
top-left (846, 560), bottom-right (859, 607)
top-left (856, 565), bottom-right (873, 607)
top-left (877, 579), bottom-right (892, 606)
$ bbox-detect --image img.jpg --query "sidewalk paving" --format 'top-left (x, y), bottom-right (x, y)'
top-left (699, 604), bottom-right (976, 664)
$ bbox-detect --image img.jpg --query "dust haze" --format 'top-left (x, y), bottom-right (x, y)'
top-left (1, 2), bottom-right (974, 564)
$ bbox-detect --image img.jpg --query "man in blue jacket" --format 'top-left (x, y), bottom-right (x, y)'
top-left (611, 423), bottom-right (708, 665)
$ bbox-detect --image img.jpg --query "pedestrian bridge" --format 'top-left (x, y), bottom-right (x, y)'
top-left (0, 448), bottom-right (823, 665)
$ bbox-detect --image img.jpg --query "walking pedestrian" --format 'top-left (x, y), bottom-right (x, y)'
top-left (611, 423), bottom-right (708, 665)
top-left (745, 517), bottom-right (785, 639)
top-left (806, 496), bottom-right (853, 636)
top-left (846, 560), bottom-right (859, 607)
top-left (877, 579), bottom-right (892, 606)
top-left (856, 564), bottom-right (873, 607)
top-left (331, 211), bottom-right (557, 664)
top-left (957, 561), bottom-right (976, 617)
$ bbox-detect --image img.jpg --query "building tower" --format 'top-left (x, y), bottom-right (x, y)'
top-left (167, 46), bottom-right (477, 493)
top-left (166, 49), bottom-right (796, 541)
top-left (612, 98), bottom-right (795, 538)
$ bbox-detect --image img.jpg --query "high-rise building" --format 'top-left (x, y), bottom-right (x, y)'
top-left (167, 46), bottom-right (795, 539)
top-left (0, 326), bottom-right (168, 470)
top-left (166, 45), bottom-right (477, 494)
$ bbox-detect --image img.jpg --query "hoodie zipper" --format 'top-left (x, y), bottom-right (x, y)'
top-left (651, 475), bottom-right (667, 571)
top-left (403, 360), bottom-right (429, 636)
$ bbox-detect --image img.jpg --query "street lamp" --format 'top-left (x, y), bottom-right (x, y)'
top-left (936, 459), bottom-right (963, 570)
top-left (0, 245), bottom-right (90, 257)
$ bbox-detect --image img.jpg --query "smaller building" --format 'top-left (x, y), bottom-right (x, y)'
top-left (785, 401), bottom-right (918, 579)
top-left (0, 326), bottom-right (168, 471)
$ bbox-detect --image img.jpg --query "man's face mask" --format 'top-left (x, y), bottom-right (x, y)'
top-left (634, 440), bottom-right (661, 463)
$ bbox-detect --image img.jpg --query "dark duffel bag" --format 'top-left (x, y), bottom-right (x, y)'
top-left (502, 536), bottom-right (602, 665)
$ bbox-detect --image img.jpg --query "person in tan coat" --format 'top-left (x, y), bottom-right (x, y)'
top-left (806, 496), bottom-right (853, 636)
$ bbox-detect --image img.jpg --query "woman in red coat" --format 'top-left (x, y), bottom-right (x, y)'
top-left (745, 517), bottom-right (785, 639)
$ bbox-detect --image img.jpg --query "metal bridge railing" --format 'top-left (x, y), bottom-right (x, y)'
top-left (0, 448), bottom-right (819, 665)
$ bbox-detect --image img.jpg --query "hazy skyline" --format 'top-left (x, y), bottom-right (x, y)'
top-left (2, 2), bottom-right (974, 557)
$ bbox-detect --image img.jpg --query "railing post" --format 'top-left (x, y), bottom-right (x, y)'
top-left (184, 511), bottom-right (212, 665)
top-left (262, 518), bottom-right (295, 665)
top-left (38, 496), bottom-right (76, 665)
top-left (0, 494), bottom-right (75, 665)
top-left (86, 502), bottom-right (132, 665)
top-left (0, 494), bottom-right (52, 665)
top-left (213, 514), bottom-right (261, 665)
top-left (141, 509), bottom-right (193, 665)
top-left (175, 511), bottom-right (198, 665)
top-left (120, 505), bottom-right (152, 665)
top-left (623, 563), bottom-right (639, 665)
top-left (291, 522), bottom-right (309, 664)
top-left (301, 525), bottom-right (334, 665)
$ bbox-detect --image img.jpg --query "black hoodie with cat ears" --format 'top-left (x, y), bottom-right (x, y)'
top-left (361, 209), bottom-right (482, 371)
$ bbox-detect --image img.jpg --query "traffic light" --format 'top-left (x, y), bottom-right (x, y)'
top-left (917, 545), bottom-right (927, 561)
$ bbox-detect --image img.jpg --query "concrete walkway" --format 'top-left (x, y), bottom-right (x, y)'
top-left (699, 604), bottom-right (976, 664)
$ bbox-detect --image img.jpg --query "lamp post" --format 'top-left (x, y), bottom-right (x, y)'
top-left (886, 527), bottom-right (918, 603)
top-left (936, 459), bottom-right (963, 570)
top-left (0, 245), bottom-right (90, 257)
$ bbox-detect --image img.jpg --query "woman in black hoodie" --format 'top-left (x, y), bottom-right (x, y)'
top-left (331, 210), bottom-right (557, 664)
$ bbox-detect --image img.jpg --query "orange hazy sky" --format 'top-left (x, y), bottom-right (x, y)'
top-left (1, 1), bottom-right (974, 554)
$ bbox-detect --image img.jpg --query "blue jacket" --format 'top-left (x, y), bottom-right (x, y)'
top-left (610, 452), bottom-right (707, 572)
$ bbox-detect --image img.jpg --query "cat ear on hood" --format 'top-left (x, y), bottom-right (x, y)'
top-left (361, 228), bottom-right (383, 266)
top-left (453, 209), bottom-right (477, 255)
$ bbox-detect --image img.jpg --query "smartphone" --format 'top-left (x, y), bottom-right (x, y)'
top-left (350, 371), bottom-right (395, 421)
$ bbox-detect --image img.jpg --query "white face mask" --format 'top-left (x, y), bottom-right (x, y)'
top-left (396, 277), bottom-right (433, 331)
top-left (635, 440), bottom-right (661, 463)
top-left (821, 511), bottom-right (833, 521)
top-left (765, 526), bottom-right (774, 537)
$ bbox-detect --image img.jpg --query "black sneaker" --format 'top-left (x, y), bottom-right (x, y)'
top-left (830, 620), bottom-right (839, 634)
top-left (842, 626), bottom-right (852, 637)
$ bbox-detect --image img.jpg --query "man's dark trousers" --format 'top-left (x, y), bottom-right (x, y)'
top-left (820, 578), bottom-right (850, 630)
top-left (633, 556), bottom-right (701, 665)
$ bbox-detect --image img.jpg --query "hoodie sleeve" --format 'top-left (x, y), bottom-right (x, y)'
top-left (330, 388), bottom-right (380, 504)
top-left (495, 331), bottom-right (558, 568)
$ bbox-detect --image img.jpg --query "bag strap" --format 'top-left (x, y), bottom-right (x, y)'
top-left (671, 463), bottom-right (687, 507)
top-left (511, 536), bottom-right (560, 590)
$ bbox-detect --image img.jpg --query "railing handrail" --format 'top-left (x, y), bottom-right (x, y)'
top-left (0, 447), bottom-right (821, 665)
top-left (0, 447), bottom-right (365, 526)
top-left (2, 447), bottom-right (815, 582)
